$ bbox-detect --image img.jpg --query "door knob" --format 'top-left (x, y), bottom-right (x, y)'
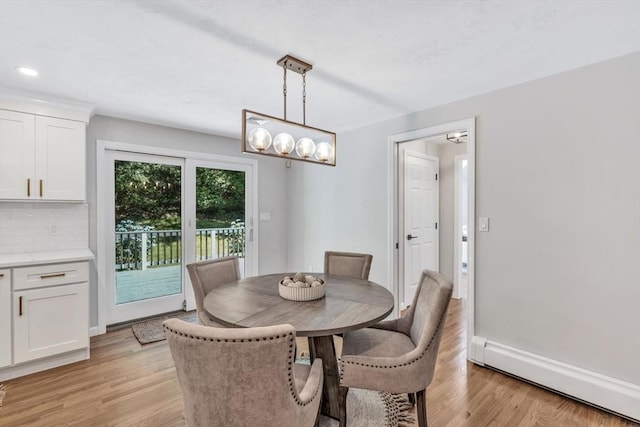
top-left (407, 234), bottom-right (418, 240)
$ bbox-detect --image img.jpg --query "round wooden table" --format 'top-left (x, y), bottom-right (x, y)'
top-left (203, 272), bottom-right (394, 419)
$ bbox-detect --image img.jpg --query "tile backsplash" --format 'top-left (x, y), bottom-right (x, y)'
top-left (0, 202), bottom-right (89, 254)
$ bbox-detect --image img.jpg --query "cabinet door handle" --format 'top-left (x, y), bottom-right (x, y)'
top-left (27, 178), bottom-right (31, 197)
top-left (40, 272), bottom-right (66, 279)
top-left (39, 179), bottom-right (43, 197)
top-left (19, 296), bottom-right (23, 316)
top-left (0, 273), bottom-right (4, 278)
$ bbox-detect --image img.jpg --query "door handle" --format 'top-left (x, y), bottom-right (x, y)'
top-left (407, 234), bottom-right (418, 240)
top-left (19, 296), bottom-right (23, 316)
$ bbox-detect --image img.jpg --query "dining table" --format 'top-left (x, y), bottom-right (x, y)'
top-left (203, 272), bottom-right (394, 419)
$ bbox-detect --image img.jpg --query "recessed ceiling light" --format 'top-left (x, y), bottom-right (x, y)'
top-left (15, 66), bottom-right (39, 77)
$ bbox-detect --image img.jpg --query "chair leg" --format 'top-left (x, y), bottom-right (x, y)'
top-left (339, 386), bottom-right (349, 427)
top-left (314, 395), bottom-right (322, 427)
top-left (416, 389), bottom-right (428, 427)
top-left (308, 337), bottom-right (316, 363)
top-left (408, 392), bottom-right (415, 406)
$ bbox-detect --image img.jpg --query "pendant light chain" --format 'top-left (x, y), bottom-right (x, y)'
top-left (302, 71), bottom-right (307, 126)
top-left (282, 63), bottom-right (288, 120)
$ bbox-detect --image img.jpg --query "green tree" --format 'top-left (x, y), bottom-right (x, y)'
top-left (114, 161), bottom-right (245, 229)
top-left (195, 168), bottom-right (245, 226)
top-left (115, 161), bottom-right (182, 228)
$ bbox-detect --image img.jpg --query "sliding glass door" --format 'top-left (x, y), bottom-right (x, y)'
top-left (105, 151), bottom-right (185, 324)
top-left (103, 150), bottom-right (255, 325)
top-left (183, 159), bottom-right (254, 310)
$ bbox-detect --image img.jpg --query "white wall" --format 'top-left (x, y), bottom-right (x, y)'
top-left (86, 115), bottom-right (290, 327)
top-left (293, 52), bottom-right (640, 405)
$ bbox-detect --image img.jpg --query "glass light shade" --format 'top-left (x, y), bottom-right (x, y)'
top-left (273, 133), bottom-right (295, 155)
top-left (315, 141), bottom-right (333, 162)
top-left (295, 137), bottom-right (316, 158)
top-left (242, 110), bottom-right (336, 166)
top-left (247, 127), bottom-right (272, 151)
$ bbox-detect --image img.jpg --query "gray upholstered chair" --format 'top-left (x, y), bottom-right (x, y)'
top-left (324, 251), bottom-right (373, 280)
top-left (338, 270), bottom-right (453, 427)
top-left (186, 256), bottom-right (240, 327)
top-left (164, 319), bottom-right (324, 427)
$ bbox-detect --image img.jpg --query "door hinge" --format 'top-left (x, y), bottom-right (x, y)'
top-left (182, 300), bottom-right (186, 311)
top-left (395, 242), bottom-right (399, 249)
top-left (435, 173), bottom-right (438, 181)
top-left (435, 222), bottom-right (438, 230)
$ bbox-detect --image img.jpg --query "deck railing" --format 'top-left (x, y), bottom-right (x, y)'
top-left (115, 227), bottom-right (245, 271)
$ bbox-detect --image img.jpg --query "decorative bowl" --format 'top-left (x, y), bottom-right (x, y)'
top-left (278, 275), bottom-right (326, 301)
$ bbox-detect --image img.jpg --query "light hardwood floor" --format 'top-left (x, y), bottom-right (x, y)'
top-left (1, 299), bottom-right (636, 426)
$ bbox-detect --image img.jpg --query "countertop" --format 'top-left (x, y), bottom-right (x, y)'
top-left (0, 248), bottom-right (94, 269)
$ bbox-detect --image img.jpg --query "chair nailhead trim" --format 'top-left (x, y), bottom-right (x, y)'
top-left (339, 305), bottom-right (449, 381)
top-left (163, 326), bottom-right (321, 408)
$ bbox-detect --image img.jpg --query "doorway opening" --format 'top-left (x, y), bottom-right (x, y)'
top-left (387, 117), bottom-right (476, 358)
top-left (454, 155), bottom-right (469, 299)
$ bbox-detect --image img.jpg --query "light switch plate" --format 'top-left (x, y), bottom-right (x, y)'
top-left (479, 217), bottom-right (489, 232)
top-left (259, 212), bottom-right (271, 221)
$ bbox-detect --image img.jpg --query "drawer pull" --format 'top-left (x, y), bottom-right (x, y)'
top-left (40, 272), bottom-right (66, 279)
top-left (19, 296), bottom-right (23, 316)
top-left (0, 273), bottom-right (4, 278)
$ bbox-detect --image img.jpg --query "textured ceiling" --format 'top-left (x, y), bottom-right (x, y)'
top-left (1, 1), bottom-right (638, 138)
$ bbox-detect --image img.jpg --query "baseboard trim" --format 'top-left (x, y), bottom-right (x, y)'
top-left (0, 348), bottom-right (89, 382)
top-left (470, 336), bottom-right (640, 421)
top-left (89, 326), bottom-right (102, 337)
top-left (469, 335), bottom-right (487, 365)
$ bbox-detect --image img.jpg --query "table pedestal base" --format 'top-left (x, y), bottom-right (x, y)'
top-left (309, 335), bottom-right (340, 420)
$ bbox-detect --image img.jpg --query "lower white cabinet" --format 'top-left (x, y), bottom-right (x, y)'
top-left (0, 260), bottom-right (90, 380)
top-left (0, 270), bottom-right (11, 368)
top-left (13, 283), bottom-right (88, 363)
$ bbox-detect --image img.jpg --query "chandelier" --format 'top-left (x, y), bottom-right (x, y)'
top-left (242, 55), bottom-right (336, 166)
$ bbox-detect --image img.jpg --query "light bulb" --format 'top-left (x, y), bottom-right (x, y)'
top-left (295, 137), bottom-right (316, 159)
top-left (273, 133), bottom-right (295, 156)
top-left (315, 142), bottom-right (333, 162)
top-left (247, 127), bottom-right (272, 152)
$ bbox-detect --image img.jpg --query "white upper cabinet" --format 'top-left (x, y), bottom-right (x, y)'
top-left (35, 116), bottom-right (86, 200)
top-left (0, 98), bottom-right (91, 201)
top-left (0, 110), bottom-right (36, 199)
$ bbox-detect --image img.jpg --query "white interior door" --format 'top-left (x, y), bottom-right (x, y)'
top-left (403, 151), bottom-right (439, 306)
